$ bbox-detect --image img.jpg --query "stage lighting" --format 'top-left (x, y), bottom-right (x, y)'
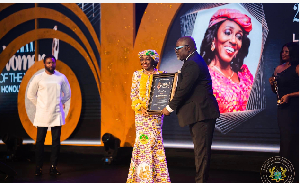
top-left (2, 134), bottom-right (23, 161)
top-left (102, 133), bottom-right (120, 164)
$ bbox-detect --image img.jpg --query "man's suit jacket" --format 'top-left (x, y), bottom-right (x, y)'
top-left (169, 51), bottom-right (220, 127)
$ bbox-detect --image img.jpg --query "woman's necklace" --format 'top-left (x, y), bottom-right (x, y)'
top-left (143, 68), bottom-right (156, 75)
top-left (213, 66), bottom-right (234, 79)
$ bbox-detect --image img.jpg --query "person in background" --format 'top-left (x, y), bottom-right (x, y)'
top-left (27, 55), bottom-right (71, 176)
top-left (269, 42), bottom-right (299, 182)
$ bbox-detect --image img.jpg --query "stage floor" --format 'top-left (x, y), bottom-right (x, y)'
top-left (0, 145), bottom-right (277, 183)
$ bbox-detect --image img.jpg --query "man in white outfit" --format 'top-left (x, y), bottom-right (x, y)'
top-left (27, 55), bottom-right (71, 176)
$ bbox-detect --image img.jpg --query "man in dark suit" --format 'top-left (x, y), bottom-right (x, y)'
top-left (162, 36), bottom-right (220, 183)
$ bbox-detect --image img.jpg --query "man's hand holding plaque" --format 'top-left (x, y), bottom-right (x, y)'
top-left (161, 107), bottom-right (170, 116)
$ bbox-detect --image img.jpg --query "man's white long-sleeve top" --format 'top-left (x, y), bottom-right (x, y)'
top-left (27, 71), bottom-right (71, 127)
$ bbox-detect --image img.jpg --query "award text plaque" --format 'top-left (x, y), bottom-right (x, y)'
top-left (147, 73), bottom-right (178, 114)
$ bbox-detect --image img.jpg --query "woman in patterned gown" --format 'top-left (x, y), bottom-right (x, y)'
top-left (127, 50), bottom-right (171, 183)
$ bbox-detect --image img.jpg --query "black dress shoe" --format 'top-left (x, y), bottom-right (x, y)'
top-left (35, 167), bottom-right (42, 176)
top-left (50, 166), bottom-right (61, 175)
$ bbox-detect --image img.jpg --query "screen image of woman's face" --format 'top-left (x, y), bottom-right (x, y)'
top-left (214, 20), bottom-right (243, 63)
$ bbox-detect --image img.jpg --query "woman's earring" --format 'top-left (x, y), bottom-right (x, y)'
top-left (211, 42), bottom-right (215, 51)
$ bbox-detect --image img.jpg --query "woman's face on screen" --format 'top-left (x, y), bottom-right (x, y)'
top-left (214, 20), bottom-right (243, 63)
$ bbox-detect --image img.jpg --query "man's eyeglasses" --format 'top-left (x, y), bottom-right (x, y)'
top-left (174, 45), bottom-right (189, 51)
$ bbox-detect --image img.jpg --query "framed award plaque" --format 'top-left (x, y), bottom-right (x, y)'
top-left (147, 73), bottom-right (178, 114)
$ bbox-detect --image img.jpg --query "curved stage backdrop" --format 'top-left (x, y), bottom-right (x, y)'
top-left (0, 3), bottom-right (299, 151)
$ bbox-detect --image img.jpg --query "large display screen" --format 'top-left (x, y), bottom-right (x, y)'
top-left (160, 3), bottom-right (299, 151)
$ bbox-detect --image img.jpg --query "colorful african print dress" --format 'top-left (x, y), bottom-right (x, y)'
top-left (127, 69), bottom-right (171, 183)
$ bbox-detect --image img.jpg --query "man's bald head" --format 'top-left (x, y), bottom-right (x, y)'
top-left (177, 36), bottom-right (197, 52)
top-left (175, 36), bottom-right (197, 61)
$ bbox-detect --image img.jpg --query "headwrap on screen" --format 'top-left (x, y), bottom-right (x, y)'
top-left (138, 50), bottom-right (159, 64)
top-left (209, 9), bottom-right (252, 33)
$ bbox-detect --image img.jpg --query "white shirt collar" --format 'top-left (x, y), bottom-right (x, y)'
top-left (185, 51), bottom-right (196, 61)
